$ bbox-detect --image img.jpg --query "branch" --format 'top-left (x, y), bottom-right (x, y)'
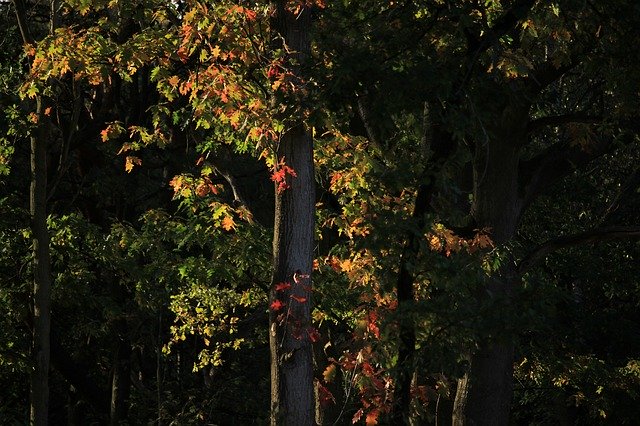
top-left (12, 0), bottom-right (34, 44)
top-left (599, 167), bottom-right (640, 225)
top-left (455, 0), bottom-right (537, 95)
top-left (527, 113), bottom-right (601, 133)
top-left (519, 137), bottom-right (610, 211)
top-left (517, 226), bottom-right (640, 274)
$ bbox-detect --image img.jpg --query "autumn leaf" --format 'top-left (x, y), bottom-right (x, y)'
top-left (221, 216), bottom-right (236, 231)
top-left (125, 156), bottom-right (142, 173)
top-left (167, 75), bottom-right (180, 88)
top-left (307, 327), bottom-right (320, 342)
top-left (352, 409), bottom-right (364, 424)
top-left (366, 409), bottom-right (380, 425)
top-left (270, 299), bottom-right (285, 311)
top-left (274, 282), bottom-right (291, 292)
top-left (291, 295), bottom-right (307, 303)
top-left (323, 364), bottom-right (336, 383)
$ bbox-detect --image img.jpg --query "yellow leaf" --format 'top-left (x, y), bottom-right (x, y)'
top-left (125, 156), bottom-right (142, 173)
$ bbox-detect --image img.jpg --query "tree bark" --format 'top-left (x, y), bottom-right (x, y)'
top-left (269, 3), bottom-right (315, 425)
top-left (12, 2), bottom-right (54, 423)
top-left (452, 102), bottom-right (527, 425)
top-left (30, 95), bottom-right (52, 426)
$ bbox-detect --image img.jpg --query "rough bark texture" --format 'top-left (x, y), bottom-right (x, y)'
top-left (12, 2), bottom-right (54, 423)
top-left (269, 122), bottom-right (315, 426)
top-left (29, 96), bottom-right (52, 426)
top-left (269, 4), bottom-right (315, 425)
top-left (110, 319), bottom-right (131, 425)
top-left (452, 102), bottom-right (528, 425)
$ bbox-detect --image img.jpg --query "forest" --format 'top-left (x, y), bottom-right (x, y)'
top-left (0, 0), bottom-right (639, 424)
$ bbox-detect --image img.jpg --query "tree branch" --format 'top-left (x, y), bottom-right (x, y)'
top-left (517, 226), bottom-right (640, 274)
top-left (527, 113), bottom-right (601, 133)
top-left (518, 137), bottom-right (610, 211)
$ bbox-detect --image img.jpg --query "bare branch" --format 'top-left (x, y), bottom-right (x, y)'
top-left (527, 113), bottom-right (601, 133)
top-left (518, 226), bottom-right (640, 274)
top-left (519, 137), bottom-right (610, 211)
top-left (599, 167), bottom-right (640, 225)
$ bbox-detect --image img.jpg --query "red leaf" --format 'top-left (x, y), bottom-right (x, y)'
top-left (274, 282), bottom-right (291, 292)
top-left (352, 408), bottom-right (363, 424)
top-left (307, 327), bottom-right (320, 342)
top-left (291, 295), bottom-right (307, 303)
top-left (270, 299), bottom-right (285, 311)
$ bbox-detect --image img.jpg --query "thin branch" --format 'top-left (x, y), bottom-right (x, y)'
top-left (518, 137), bottom-right (610, 211)
top-left (455, 0), bottom-right (537, 95)
top-left (527, 113), bottom-right (601, 133)
top-left (598, 167), bottom-right (640, 225)
top-left (517, 226), bottom-right (640, 274)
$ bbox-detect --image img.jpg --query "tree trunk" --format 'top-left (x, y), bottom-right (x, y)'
top-left (12, 2), bottom-right (54, 422)
top-left (269, 4), bottom-right (315, 425)
top-left (452, 103), bottom-right (527, 425)
top-left (30, 96), bottom-right (52, 426)
top-left (110, 320), bottom-right (131, 426)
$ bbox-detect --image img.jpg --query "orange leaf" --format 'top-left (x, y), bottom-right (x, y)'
top-left (366, 409), bottom-right (380, 426)
top-left (221, 216), bottom-right (235, 231)
top-left (291, 295), bottom-right (307, 303)
top-left (168, 75), bottom-right (180, 88)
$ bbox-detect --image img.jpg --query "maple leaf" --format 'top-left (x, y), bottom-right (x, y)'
top-left (270, 299), bottom-right (285, 311)
top-left (167, 75), bottom-right (180, 88)
top-left (291, 295), bottom-right (307, 303)
top-left (323, 364), bottom-right (337, 383)
top-left (195, 182), bottom-right (209, 197)
top-left (221, 216), bottom-right (235, 231)
top-left (100, 128), bottom-right (109, 142)
top-left (352, 408), bottom-right (364, 424)
top-left (125, 156), bottom-right (142, 173)
top-left (274, 282), bottom-right (291, 292)
top-left (307, 327), bottom-right (320, 342)
top-left (366, 409), bottom-right (380, 426)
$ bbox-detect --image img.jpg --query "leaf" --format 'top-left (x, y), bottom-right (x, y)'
top-left (352, 409), bottom-right (363, 424)
top-left (366, 409), bottom-right (380, 425)
top-left (221, 216), bottom-right (235, 231)
top-left (270, 299), bottom-right (285, 311)
top-left (125, 156), bottom-right (142, 173)
top-left (274, 282), bottom-right (291, 292)
top-left (307, 327), bottom-right (320, 342)
top-left (291, 295), bottom-right (307, 303)
top-left (323, 364), bottom-right (337, 383)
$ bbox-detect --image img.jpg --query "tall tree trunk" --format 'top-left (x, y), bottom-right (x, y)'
top-left (12, 2), bottom-right (54, 423)
top-left (110, 319), bottom-right (131, 425)
top-left (452, 104), bottom-right (527, 425)
top-left (30, 96), bottom-right (52, 426)
top-left (268, 3), bottom-right (315, 425)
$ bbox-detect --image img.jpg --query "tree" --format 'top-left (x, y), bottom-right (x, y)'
top-left (265, 2), bottom-right (316, 424)
top-left (12, 0), bottom-right (55, 423)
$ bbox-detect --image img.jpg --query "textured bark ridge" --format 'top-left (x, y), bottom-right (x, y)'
top-left (268, 3), bottom-right (315, 425)
top-left (452, 100), bottom-right (528, 425)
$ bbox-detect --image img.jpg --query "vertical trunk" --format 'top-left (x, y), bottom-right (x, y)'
top-left (452, 105), bottom-right (527, 425)
top-left (269, 124), bottom-right (315, 425)
top-left (30, 96), bottom-right (52, 426)
top-left (269, 4), bottom-right (315, 425)
top-left (12, 2), bottom-right (54, 422)
top-left (110, 320), bottom-right (131, 425)
top-left (392, 184), bottom-right (430, 423)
